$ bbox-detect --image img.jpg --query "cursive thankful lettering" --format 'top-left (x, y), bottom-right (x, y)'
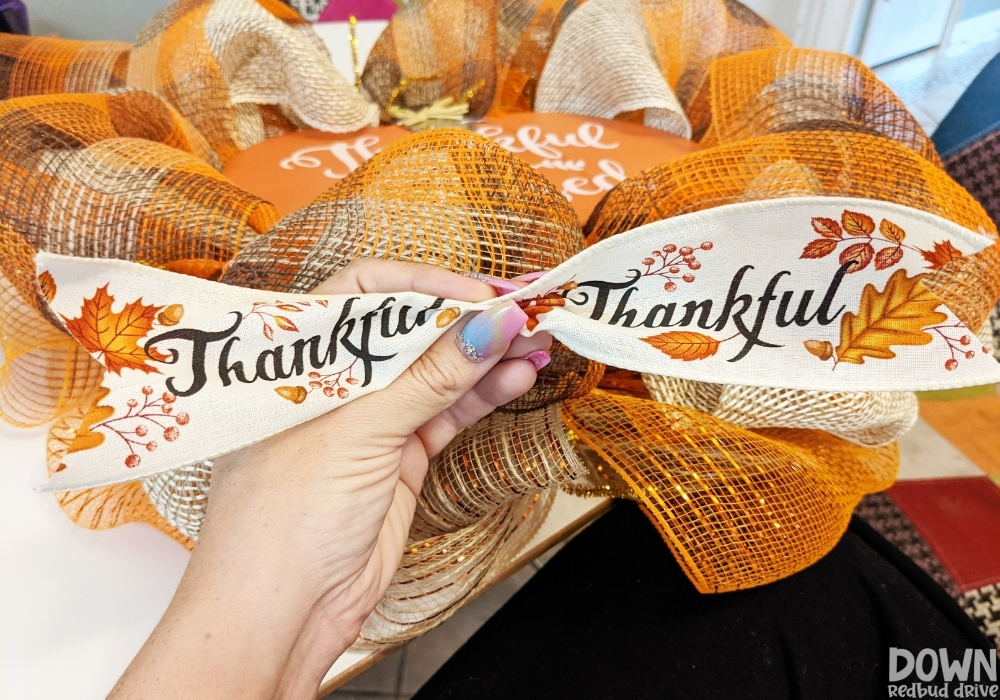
top-left (145, 297), bottom-right (445, 397)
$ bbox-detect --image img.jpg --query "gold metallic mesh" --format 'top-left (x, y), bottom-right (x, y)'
top-left (223, 128), bottom-right (584, 293)
top-left (361, 0), bottom-right (579, 119)
top-left (584, 131), bottom-right (1000, 333)
top-left (699, 48), bottom-right (942, 166)
top-left (416, 404), bottom-right (585, 532)
top-left (356, 490), bottom-right (554, 647)
top-left (562, 390), bottom-right (898, 593)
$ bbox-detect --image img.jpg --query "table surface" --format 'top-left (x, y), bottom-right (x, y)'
top-left (0, 418), bottom-right (608, 699)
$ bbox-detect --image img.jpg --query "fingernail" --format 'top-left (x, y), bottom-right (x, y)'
top-left (466, 271), bottom-right (520, 294)
top-left (456, 301), bottom-right (528, 363)
top-left (520, 350), bottom-right (551, 371)
top-left (512, 270), bottom-right (548, 283)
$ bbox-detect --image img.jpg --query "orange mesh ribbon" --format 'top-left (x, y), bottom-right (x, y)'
top-left (563, 390), bottom-right (898, 592)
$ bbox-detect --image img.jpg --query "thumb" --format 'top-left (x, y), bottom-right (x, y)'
top-left (365, 300), bottom-right (528, 436)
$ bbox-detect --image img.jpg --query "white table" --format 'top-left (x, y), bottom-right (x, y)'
top-left (0, 418), bottom-right (608, 698)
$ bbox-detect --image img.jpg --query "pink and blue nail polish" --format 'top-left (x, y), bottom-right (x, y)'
top-left (456, 301), bottom-right (528, 363)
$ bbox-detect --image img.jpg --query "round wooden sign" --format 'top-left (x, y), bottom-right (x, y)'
top-left (223, 113), bottom-right (698, 222)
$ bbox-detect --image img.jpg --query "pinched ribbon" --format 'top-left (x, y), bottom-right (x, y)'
top-left (40, 196), bottom-right (1000, 491)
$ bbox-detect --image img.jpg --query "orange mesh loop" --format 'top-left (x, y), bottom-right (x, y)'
top-left (641, 0), bottom-right (791, 139)
top-left (224, 128), bottom-right (584, 292)
top-left (699, 47), bottom-right (942, 166)
top-left (0, 225), bottom-right (104, 427)
top-left (0, 34), bottom-right (131, 99)
top-left (0, 92), bottom-right (275, 273)
top-left (562, 390), bottom-right (898, 592)
top-left (585, 131), bottom-right (1000, 331)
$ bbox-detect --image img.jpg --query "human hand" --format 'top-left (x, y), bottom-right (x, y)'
top-left (109, 259), bottom-right (550, 700)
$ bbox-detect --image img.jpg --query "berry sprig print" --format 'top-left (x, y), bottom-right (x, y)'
top-left (89, 386), bottom-right (189, 468)
top-left (927, 323), bottom-right (992, 371)
top-left (640, 241), bottom-right (713, 291)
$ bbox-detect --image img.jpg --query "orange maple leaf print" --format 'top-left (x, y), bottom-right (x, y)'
top-left (62, 285), bottom-right (167, 375)
top-left (918, 240), bottom-right (963, 269)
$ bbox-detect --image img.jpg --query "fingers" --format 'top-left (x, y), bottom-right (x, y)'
top-left (415, 357), bottom-right (538, 458)
top-left (503, 331), bottom-right (552, 360)
top-left (310, 258), bottom-right (496, 302)
top-left (361, 301), bottom-right (529, 439)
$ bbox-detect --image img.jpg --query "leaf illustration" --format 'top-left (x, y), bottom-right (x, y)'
top-left (276, 304), bottom-right (303, 312)
top-left (436, 307), bottom-right (461, 328)
top-left (801, 239), bottom-right (838, 259)
top-left (874, 246), bottom-right (903, 270)
top-left (263, 322), bottom-right (274, 340)
top-left (919, 240), bottom-right (963, 269)
top-left (67, 387), bottom-right (113, 455)
top-left (842, 210), bottom-right (875, 237)
top-left (37, 271), bottom-right (56, 303)
top-left (811, 217), bottom-right (843, 239)
top-left (640, 331), bottom-right (720, 361)
top-left (274, 316), bottom-right (299, 332)
top-left (316, 299), bottom-right (329, 308)
top-left (839, 242), bottom-right (874, 272)
top-left (835, 269), bottom-right (948, 365)
top-left (879, 219), bottom-right (905, 243)
top-left (62, 285), bottom-right (164, 375)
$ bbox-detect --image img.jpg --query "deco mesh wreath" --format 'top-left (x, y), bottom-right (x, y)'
top-left (1, 0), bottom-right (999, 649)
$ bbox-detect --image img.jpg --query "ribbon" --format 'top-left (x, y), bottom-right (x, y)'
top-left (39, 196), bottom-right (1000, 491)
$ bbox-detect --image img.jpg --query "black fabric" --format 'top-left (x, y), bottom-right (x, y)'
top-left (414, 501), bottom-right (995, 700)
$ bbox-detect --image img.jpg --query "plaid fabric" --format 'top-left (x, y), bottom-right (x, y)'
top-left (944, 130), bottom-right (1000, 230)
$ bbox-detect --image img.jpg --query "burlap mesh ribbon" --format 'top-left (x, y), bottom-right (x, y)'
top-left (535, 0), bottom-right (692, 138)
top-left (1, 0), bottom-right (998, 648)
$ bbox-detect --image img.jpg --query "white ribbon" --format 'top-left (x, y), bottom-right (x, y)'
top-left (39, 196), bottom-right (1000, 490)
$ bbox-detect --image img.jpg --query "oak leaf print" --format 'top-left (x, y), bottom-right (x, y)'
top-left (640, 331), bottom-right (720, 361)
top-left (835, 269), bottom-right (948, 365)
top-left (919, 240), bottom-right (963, 269)
top-left (67, 387), bottom-right (114, 455)
top-left (842, 210), bottom-right (875, 237)
top-left (62, 285), bottom-right (167, 375)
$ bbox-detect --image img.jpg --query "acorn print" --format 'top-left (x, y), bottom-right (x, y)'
top-left (436, 307), bottom-right (462, 328)
top-left (804, 339), bottom-right (834, 361)
top-left (275, 385), bottom-right (308, 404)
top-left (157, 304), bottom-right (185, 326)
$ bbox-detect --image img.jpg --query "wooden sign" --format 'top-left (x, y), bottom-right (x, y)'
top-left (223, 113), bottom-right (698, 222)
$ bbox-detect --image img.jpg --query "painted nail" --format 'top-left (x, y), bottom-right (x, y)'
top-left (511, 270), bottom-right (548, 283)
top-left (456, 301), bottom-right (528, 363)
top-left (467, 272), bottom-right (521, 295)
top-left (520, 350), bottom-right (551, 372)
